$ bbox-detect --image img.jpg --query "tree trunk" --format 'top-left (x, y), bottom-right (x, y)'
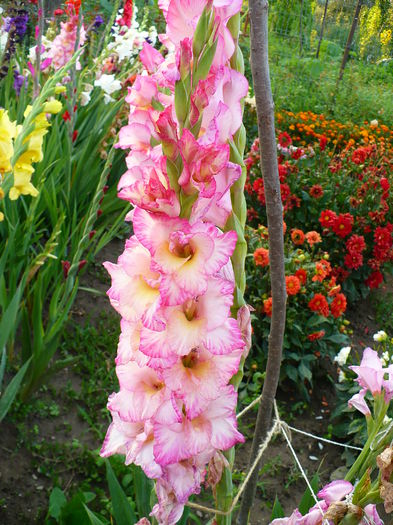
top-left (316, 0), bottom-right (329, 59)
top-left (338, 0), bottom-right (363, 82)
top-left (235, 0), bottom-right (287, 523)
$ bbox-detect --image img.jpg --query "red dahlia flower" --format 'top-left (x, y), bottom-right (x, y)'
top-left (344, 252), bottom-right (363, 270)
top-left (346, 234), bottom-right (366, 254)
top-left (319, 209), bottom-right (337, 228)
top-left (291, 228), bottom-right (305, 245)
top-left (253, 248), bottom-right (269, 267)
top-left (309, 184), bottom-right (323, 199)
top-left (295, 268), bottom-right (307, 285)
top-left (278, 132), bottom-right (292, 147)
top-left (330, 293), bottom-right (347, 318)
top-left (332, 213), bottom-right (354, 238)
top-left (264, 297), bottom-right (273, 317)
top-left (285, 275), bottom-right (301, 296)
top-left (365, 270), bottom-right (383, 289)
top-left (308, 293), bottom-right (329, 317)
top-left (307, 330), bottom-right (325, 341)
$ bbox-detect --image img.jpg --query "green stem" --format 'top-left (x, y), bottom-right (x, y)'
top-left (215, 13), bottom-right (245, 525)
top-left (345, 401), bottom-right (387, 482)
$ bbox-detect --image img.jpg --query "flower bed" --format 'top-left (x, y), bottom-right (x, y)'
top-left (246, 115), bottom-right (393, 302)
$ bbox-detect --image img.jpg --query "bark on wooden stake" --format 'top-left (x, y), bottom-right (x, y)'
top-left (338, 0), bottom-right (363, 82)
top-left (236, 0), bottom-right (287, 523)
top-left (316, 0), bottom-right (329, 59)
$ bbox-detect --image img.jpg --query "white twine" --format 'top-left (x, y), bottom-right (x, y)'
top-left (238, 394), bottom-right (362, 451)
top-left (273, 403), bottom-right (329, 524)
top-left (287, 425), bottom-right (363, 451)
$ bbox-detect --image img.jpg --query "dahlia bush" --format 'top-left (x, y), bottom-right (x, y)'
top-left (245, 116), bottom-right (393, 301)
top-left (246, 225), bottom-right (349, 397)
top-left (101, 1), bottom-right (250, 522)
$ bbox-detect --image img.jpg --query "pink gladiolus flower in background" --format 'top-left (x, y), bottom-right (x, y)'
top-left (348, 388), bottom-right (371, 416)
top-left (350, 347), bottom-right (393, 401)
top-left (101, 0), bottom-right (249, 521)
top-left (47, 15), bottom-right (86, 71)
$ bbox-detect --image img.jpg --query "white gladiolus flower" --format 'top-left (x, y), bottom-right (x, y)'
top-left (334, 346), bottom-right (351, 366)
top-left (338, 370), bottom-right (346, 383)
top-left (94, 74), bottom-right (122, 95)
top-left (373, 330), bottom-right (388, 342)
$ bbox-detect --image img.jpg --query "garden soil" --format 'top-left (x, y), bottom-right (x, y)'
top-left (0, 240), bottom-right (391, 525)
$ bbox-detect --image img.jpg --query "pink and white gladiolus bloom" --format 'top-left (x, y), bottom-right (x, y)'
top-left (348, 347), bottom-right (393, 415)
top-left (101, 0), bottom-right (249, 523)
top-left (270, 480), bottom-right (383, 525)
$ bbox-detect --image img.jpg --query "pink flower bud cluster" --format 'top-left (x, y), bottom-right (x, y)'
top-left (271, 480), bottom-right (382, 524)
top-left (101, 1), bottom-right (249, 523)
top-left (48, 14), bottom-right (86, 71)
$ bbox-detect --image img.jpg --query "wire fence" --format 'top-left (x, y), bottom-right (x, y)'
top-left (253, 0), bottom-right (393, 124)
top-left (268, 0), bottom-right (393, 65)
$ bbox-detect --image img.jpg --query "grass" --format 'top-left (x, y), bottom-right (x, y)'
top-left (241, 32), bottom-right (393, 144)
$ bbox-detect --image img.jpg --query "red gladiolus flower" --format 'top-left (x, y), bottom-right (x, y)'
top-left (308, 293), bottom-right (329, 317)
top-left (330, 293), bottom-right (347, 318)
top-left (54, 8), bottom-right (64, 15)
top-left (72, 130), bottom-right (78, 142)
top-left (307, 330), bottom-right (325, 341)
top-left (264, 297), bottom-right (273, 317)
top-left (319, 136), bottom-right (328, 151)
top-left (319, 209), bottom-right (337, 228)
top-left (254, 248), bottom-right (269, 267)
top-left (65, 0), bottom-right (81, 15)
top-left (332, 213), bottom-right (354, 238)
top-left (291, 228), bottom-right (305, 245)
top-left (78, 260), bottom-right (87, 272)
top-left (365, 270), bottom-right (383, 289)
top-left (309, 184), bottom-right (323, 199)
top-left (62, 110), bottom-right (71, 122)
top-left (295, 268), bottom-right (307, 285)
top-left (278, 132), bottom-right (292, 147)
top-left (285, 275), bottom-right (301, 296)
top-left (118, 0), bottom-right (133, 27)
top-left (61, 260), bottom-right (70, 278)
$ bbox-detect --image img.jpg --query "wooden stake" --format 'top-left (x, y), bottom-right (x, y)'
top-left (338, 0), bottom-right (363, 82)
top-left (235, 0), bottom-right (287, 522)
top-left (316, 0), bottom-right (329, 59)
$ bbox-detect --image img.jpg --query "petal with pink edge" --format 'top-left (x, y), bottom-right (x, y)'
top-left (317, 479), bottom-right (353, 505)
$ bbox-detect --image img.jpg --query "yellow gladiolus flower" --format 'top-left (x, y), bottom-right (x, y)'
top-left (43, 100), bottom-right (62, 114)
top-left (0, 109), bottom-right (17, 174)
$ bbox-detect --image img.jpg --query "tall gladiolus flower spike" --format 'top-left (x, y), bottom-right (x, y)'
top-left (102, 1), bottom-right (249, 522)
